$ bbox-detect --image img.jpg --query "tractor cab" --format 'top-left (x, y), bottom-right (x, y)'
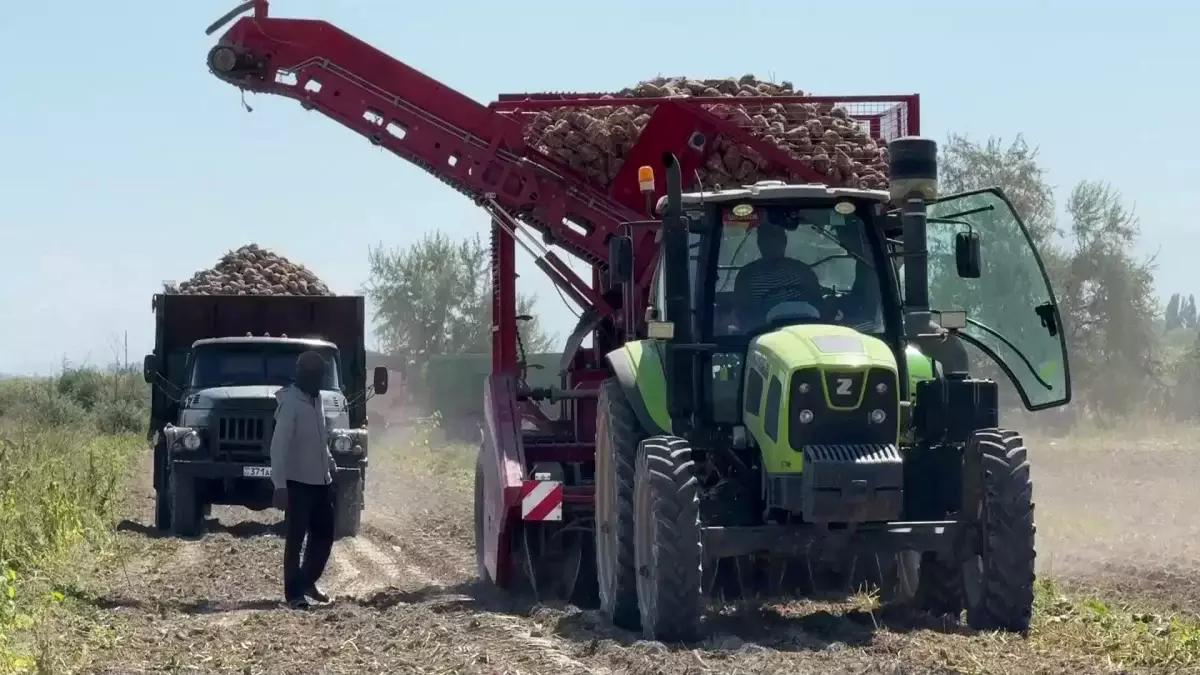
top-left (642, 179), bottom-right (1070, 432)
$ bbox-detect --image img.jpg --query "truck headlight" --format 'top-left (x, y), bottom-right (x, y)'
top-left (181, 430), bottom-right (202, 451)
top-left (332, 434), bottom-right (352, 453)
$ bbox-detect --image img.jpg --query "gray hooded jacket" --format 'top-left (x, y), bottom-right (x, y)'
top-left (269, 385), bottom-right (335, 490)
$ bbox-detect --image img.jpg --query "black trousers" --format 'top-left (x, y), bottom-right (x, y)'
top-left (283, 480), bottom-right (335, 600)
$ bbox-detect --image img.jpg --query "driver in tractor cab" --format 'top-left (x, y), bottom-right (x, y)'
top-left (733, 219), bottom-right (823, 329)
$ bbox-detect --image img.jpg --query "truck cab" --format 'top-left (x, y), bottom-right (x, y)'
top-left (144, 293), bottom-right (385, 538)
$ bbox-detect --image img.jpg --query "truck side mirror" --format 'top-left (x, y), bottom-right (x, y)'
top-left (142, 354), bottom-right (157, 384)
top-left (373, 366), bottom-right (389, 395)
top-left (955, 231), bottom-right (982, 279)
top-left (608, 235), bottom-right (633, 285)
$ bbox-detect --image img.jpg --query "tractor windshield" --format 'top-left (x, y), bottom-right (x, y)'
top-left (710, 202), bottom-right (884, 337)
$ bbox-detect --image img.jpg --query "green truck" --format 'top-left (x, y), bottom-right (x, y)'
top-left (143, 293), bottom-right (388, 538)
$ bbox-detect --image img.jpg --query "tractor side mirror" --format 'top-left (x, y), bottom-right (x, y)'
top-left (142, 354), bottom-right (157, 384)
top-left (373, 366), bottom-right (390, 395)
top-left (608, 235), bottom-right (634, 285)
top-left (955, 231), bottom-right (982, 279)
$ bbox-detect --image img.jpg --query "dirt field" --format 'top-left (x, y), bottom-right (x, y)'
top-left (38, 425), bottom-right (1200, 675)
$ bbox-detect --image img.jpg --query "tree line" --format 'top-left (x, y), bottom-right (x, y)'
top-left (365, 133), bottom-right (1189, 426)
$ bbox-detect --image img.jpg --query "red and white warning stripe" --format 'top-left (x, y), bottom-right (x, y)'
top-left (520, 480), bottom-right (563, 521)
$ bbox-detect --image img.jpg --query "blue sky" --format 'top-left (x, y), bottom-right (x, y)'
top-left (1, 0), bottom-right (1196, 374)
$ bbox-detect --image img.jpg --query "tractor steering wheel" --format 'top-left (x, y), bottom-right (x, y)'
top-left (742, 281), bottom-right (830, 329)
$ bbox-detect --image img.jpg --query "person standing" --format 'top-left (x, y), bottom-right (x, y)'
top-left (269, 350), bottom-right (337, 609)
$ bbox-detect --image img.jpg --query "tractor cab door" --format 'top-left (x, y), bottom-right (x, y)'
top-left (926, 187), bottom-right (1071, 410)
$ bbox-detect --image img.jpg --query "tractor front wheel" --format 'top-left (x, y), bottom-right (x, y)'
top-left (633, 436), bottom-right (704, 643)
top-left (963, 429), bottom-right (1035, 632)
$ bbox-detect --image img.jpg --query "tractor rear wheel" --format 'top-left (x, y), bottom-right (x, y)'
top-left (595, 379), bottom-right (643, 631)
top-left (473, 448), bottom-right (496, 586)
top-left (633, 436), bottom-right (704, 643)
top-left (879, 551), bottom-right (921, 604)
top-left (964, 429), bottom-right (1035, 632)
top-left (915, 550), bottom-right (964, 617)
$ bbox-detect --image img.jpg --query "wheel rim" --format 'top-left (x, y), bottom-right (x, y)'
top-left (965, 478), bottom-right (988, 609)
top-left (594, 413), bottom-right (618, 612)
top-left (633, 458), bottom-right (657, 628)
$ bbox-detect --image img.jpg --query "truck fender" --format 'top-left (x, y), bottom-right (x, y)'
top-left (604, 340), bottom-right (672, 436)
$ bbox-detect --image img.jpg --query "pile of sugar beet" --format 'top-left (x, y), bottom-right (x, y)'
top-left (517, 75), bottom-right (891, 189)
top-left (164, 244), bottom-right (333, 296)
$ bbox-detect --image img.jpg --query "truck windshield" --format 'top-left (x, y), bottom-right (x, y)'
top-left (189, 345), bottom-right (341, 390)
top-left (711, 202), bottom-right (883, 336)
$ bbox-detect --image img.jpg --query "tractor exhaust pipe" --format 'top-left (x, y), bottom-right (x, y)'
top-left (660, 152), bottom-right (695, 423)
top-left (887, 137), bottom-right (938, 339)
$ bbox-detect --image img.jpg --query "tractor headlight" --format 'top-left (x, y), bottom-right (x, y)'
top-left (181, 430), bottom-right (202, 451)
top-left (875, 382), bottom-right (888, 394)
top-left (332, 434), bottom-right (352, 454)
top-left (869, 409), bottom-right (887, 424)
top-left (798, 383), bottom-right (811, 394)
top-left (797, 409), bottom-right (814, 424)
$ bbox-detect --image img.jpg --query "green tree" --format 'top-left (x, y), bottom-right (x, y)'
top-left (1166, 293), bottom-right (1182, 330)
top-left (1055, 181), bottom-right (1158, 415)
top-left (363, 232), bottom-right (554, 369)
top-left (936, 135), bottom-right (1159, 418)
top-left (1185, 295), bottom-right (1198, 329)
top-left (939, 134), bottom-right (1059, 244)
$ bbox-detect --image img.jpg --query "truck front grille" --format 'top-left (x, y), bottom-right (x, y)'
top-left (216, 415), bottom-right (269, 461)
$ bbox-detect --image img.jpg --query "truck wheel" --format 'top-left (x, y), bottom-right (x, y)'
top-left (594, 378), bottom-right (642, 631)
top-left (633, 436), bottom-right (703, 643)
top-left (153, 438), bottom-right (171, 531)
top-left (154, 488), bottom-right (172, 531)
top-left (333, 475), bottom-right (364, 540)
top-left (964, 429), bottom-right (1035, 632)
top-left (169, 467), bottom-right (203, 537)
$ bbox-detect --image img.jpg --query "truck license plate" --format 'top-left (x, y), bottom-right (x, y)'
top-left (242, 466), bottom-right (271, 478)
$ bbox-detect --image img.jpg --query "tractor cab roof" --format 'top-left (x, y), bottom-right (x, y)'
top-left (655, 180), bottom-right (891, 212)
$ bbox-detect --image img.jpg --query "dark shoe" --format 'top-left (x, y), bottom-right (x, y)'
top-left (286, 596), bottom-right (311, 610)
top-left (305, 585), bottom-right (330, 603)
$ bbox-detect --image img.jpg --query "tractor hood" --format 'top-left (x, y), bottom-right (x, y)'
top-left (749, 324), bottom-right (898, 374)
top-left (749, 325), bottom-right (935, 395)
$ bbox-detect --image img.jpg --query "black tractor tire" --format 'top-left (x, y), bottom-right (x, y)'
top-left (964, 429), bottom-right (1035, 633)
top-left (915, 550), bottom-right (964, 617)
top-left (333, 475), bottom-right (364, 540)
top-left (878, 551), bottom-right (921, 605)
top-left (168, 467), bottom-right (203, 538)
top-left (633, 436), bottom-right (704, 643)
top-left (474, 448), bottom-right (497, 585)
top-left (594, 378), bottom-right (643, 631)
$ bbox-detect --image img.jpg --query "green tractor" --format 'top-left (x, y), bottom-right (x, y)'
top-left (596, 139), bottom-right (1070, 641)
